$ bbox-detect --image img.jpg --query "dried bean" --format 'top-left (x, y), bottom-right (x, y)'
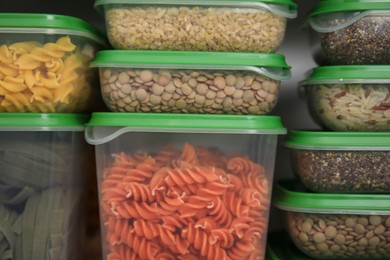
top-left (117, 72), bottom-right (130, 84)
top-left (325, 226), bottom-right (337, 238)
top-left (302, 221), bottom-right (313, 233)
top-left (214, 77), bottom-right (226, 90)
top-left (139, 70), bottom-right (154, 82)
top-left (225, 75), bottom-right (237, 86)
top-left (158, 75), bottom-right (171, 87)
top-left (345, 217), bottom-right (356, 228)
top-left (370, 216), bottom-right (382, 226)
top-left (152, 84), bottom-right (165, 96)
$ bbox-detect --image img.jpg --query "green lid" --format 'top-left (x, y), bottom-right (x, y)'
top-left (0, 13), bottom-right (107, 44)
top-left (90, 50), bottom-right (291, 80)
top-left (302, 65), bottom-right (390, 85)
top-left (308, 0), bottom-right (390, 17)
top-left (285, 130), bottom-right (390, 150)
top-left (0, 113), bottom-right (89, 131)
top-left (95, 0), bottom-right (297, 18)
top-left (87, 112), bottom-right (286, 131)
top-left (273, 180), bottom-right (390, 214)
top-left (86, 113), bottom-right (286, 144)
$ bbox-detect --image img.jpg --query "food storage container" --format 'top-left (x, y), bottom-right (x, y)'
top-left (273, 180), bottom-right (390, 259)
top-left (85, 112), bottom-right (286, 260)
top-left (307, 0), bottom-right (390, 65)
top-left (0, 13), bottom-right (107, 112)
top-left (94, 0), bottom-right (297, 52)
top-left (90, 50), bottom-right (291, 115)
top-left (84, 157), bottom-right (102, 260)
top-left (301, 65), bottom-right (390, 131)
top-left (285, 130), bottom-right (390, 193)
top-left (0, 113), bottom-right (94, 259)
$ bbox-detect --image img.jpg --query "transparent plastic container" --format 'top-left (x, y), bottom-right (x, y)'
top-left (90, 50), bottom-right (291, 115)
top-left (307, 0), bottom-right (390, 65)
top-left (285, 130), bottom-right (390, 193)
top-left (274, 180), bottom-right (390, 259)
top-left (94, 0), bottom-right (297, 52)
top-left (85, 112), bottom-right (287, 260)
top-left (0, 113), bottom-right (93, 259)
top-left (0, 13), bottom-right (107, 112)
top-left (301, 65), bottom-right (390, 131)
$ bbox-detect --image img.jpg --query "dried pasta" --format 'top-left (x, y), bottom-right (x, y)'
top-left (100, 143), bottom-right (269, 259)
top-left (0, 36), bottom-right (95, 112)
top-left (310, 84), bottom-right (390, 131)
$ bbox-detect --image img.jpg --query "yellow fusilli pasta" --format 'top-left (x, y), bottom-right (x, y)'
top-left (0, 36), bottom-right (96, 112)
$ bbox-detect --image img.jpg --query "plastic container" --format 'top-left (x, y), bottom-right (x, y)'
top-left (0, 113), bottom-right (93, 259)
top-left (285, 130), bottom-right (390, 193)
top-left (85, 112), bottom-right (286, 259)
top-left (301, 66), bottom-right (390, 131)
top-left (307, 0), bottom-right (390, 65)
top-left (90, 50), bottom-right (291, 114)
top-left (0, 13), bottom-right (107, 112)
top-left (273, 180), bottom-right (390, 259)
top-left (84, 156), bottom-right (102, 259)
top-left (94, 0), bottom-right (297, 52)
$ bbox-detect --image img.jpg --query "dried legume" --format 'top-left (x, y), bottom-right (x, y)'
top-left (105, 6), bottom-right (286, 52)
top-left (287, 212), bottom-right (390, 258)
top-left (99, 68), bottom-right (280, 114)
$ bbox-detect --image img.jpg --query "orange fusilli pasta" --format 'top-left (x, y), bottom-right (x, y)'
top-left (100, 143), bottom-right (270, 260)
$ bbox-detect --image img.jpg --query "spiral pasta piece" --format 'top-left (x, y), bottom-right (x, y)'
top-left (164, 165), bottom-right (219, 187)
top-left (182, 223), bottom-right (228, 259)
top-left (133, 219), bottom-right (177, 248)
top-left (240, 188), bottom-right (266, 209)
top-left (228, 240), bottom-right (256, 259)
top-left (106, 217), bottom-right (161, 259)
top-left (114, 201), bottom-right (159, 220)
top-left (0, 36), bottom-right (97, 112)
top-left (227, 157), bottom-right (264, 176)
top-left (100, 143), bottom-right (270, 259)
top-left (208, 197), bottom-right (233, 227)
top-left (210, 228), bottom-right (235, 248)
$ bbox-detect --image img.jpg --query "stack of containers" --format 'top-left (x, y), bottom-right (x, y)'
top-left (0, 13), bottom-right (106, 259)
top-left (273, 0), bottom-right (390, 259)
top-left (87, 0), bottom-right (298, 259)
